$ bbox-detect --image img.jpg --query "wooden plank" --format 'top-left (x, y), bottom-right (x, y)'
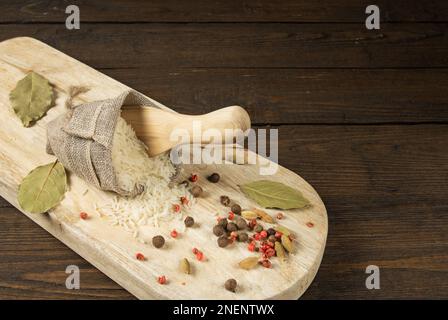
top-left (1, 0), bottom-right (447, 23)
top-left (0, 37), bottom-right (327, 300)
top-left (1, 124), bottom-right (447, 299)
top-left (101, 68), bottom-right (448, 124)
top-left (1, 23), bottom-right (448, 69)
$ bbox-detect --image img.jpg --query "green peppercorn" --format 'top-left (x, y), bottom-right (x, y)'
top-left (254, 224), bottom-right (263, 233)
top-left (231, 204), bottom-right (241, 215)
top-left (184, 216), bottom-right (195, 227)
top-left (207, 173), bottom-right (220, 183)
top-left (225, 278), bottom-right (237, 292)
top-left (152, 235), bottom-right (165, 248)
top-left (218, 236), bottom-right (229, 248)
top-left (213, 225), bottom-right (225, 237)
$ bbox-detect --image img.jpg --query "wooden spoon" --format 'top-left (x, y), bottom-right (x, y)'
top-left (121, 105), bottom-right (251, 157)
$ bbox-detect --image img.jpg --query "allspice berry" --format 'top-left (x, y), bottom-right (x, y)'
top-left (207, 173), bottom-right (220, 183)
top-left (231, 204), bottom-right (241, 215)
top-left (190, 185), bottom-right (203, 198)
top-left (225, 278), bottom-right (237, 292)
top-left (220, 195), bottom-right (231, 206)
top-left (217, 218), bottom-right (228, 228)
top-left (213, 225), bottom-right (225, 237)
top-left (184, 216), bottom-right (195, 227)
top-left (236, 218), bottom-right (247, 230)
top-left (218, 236), bottom-right (229, 248)
top-left (238, 232), bottom-right (249, 242)
top-left (226, 222), bottom-right (238, 232)
top-left (152, 235), bottom-right (165, 248)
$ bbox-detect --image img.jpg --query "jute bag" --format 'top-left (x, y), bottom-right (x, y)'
top-left (46, 90), bottom-right (159, 197)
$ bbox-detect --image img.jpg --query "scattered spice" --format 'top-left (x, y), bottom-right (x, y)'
top-left (276, 212), bottom-right (284, 220)
top-left (170, 229), bottom-right (179, 238)
top-left (192, 247), bottom-right (199, 254)
top-left (231, 204), bottom-right (241, 215)
top-left (217, 217), bottom-right (228, 228)
top-left (207, 173), bottom-right (220, 183)
top-left (260, 230), bottom-right (268, 239)
top-left (213, 225), bottom-right (226, 237)
top-left (228, 211), bottom-right (235, 220)
top-left (268, 235), bottom-right (277, 243)
top-left (195, 251), bottom-right (204, 261)
top-left (267, 228), bottom-right (276, 236)
top-left (180, 196), bottom-right (189, 206)
top-left (80, 212), bottom-right (89, 220)
top-left (179, 258), bottom-right (191, 274)
top-left (184, 216), bottom-right (195, 227)
top-left (152, 235), bottom-right (165, 248)
top-left (241, 210), bottom-right (258, 220)
top-left (218, 236), bottom-right (229, 248)
top-left (238, 256), bottom-right (259, 270)
top-left (275, 231), bottom-right (283, 239)
top-left (260, 259), bottom-right (272, 268)
top-left (253, 208), bottom-right (275, 224)
top-left (254, 224), bottom-right (263, 233)
top-left (189, 174), bottom-right (198, 182)
top-left (275, 241), bottom-right (286, 261)
top-left (248, 242), bottom-right (256, 252)
top-left (136, 253), bottom-right (146, 261)
top-left (224, 278), bottom-right (237, 292)
top-left (157, 275), bottom-right (167, 285)
top-left (220, 195), bottom-right (231, 206)
top-left (179, 180), bottom-right (189, 188)
top-left (190, 185), bottom-right (203, 198)
top-left (173, 204), bottom-right (181, 213)
top-left (306, 222), bottom-right (314, 228)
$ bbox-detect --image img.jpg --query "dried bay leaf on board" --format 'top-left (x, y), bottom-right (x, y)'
top-left (240, 180), bottom-right (310, 209)
top-left (9, 72), bottom-right (54, 127)
top-left (18, 160), bottom-right (67, 214)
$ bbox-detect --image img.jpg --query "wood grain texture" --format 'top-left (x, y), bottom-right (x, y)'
top-left (101, 68), bottom-right (448, 124)
top-left (1, 124), bottom-right (447, 299)
top-left (0, 23), bottom-right (447, 69)
top-left (1, 0), bottom-right (447, 23)
top-left (0, 37), bottom-right (327, 300)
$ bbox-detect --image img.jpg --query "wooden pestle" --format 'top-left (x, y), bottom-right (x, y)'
top-left (121, 105), bottom-right (251, 157)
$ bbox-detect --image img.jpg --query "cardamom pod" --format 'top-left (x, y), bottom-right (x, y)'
top-left (241, 210), bottom-right (258, 220)
top-left (275, 225), bottom-right (293, 237)
top-left (180, 258), bottom-right (191, 274)
top-left (252, 208), bottom-right (275, 224)
top-left (238, 256), bottom-right (259, 270)
top-left (281, 235), bottom-right (294, 253)
top-left (275, 241), bottom-right (286, 261)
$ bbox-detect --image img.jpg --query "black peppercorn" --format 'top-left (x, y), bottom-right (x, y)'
top-left (231, 204), bottom-right (241, 215)
top-left (226, 222), bottom-right (238, 232)
top-left (267, 228), bottom-right (276, 236)
top-left (213, 225), bottom-right (225, 237)
top-left (225, 278), bottom-right (237, 292)
top-left (254, 224), bottom-right (263, 233)
top-left (220, 195), bottom-right (231, 206)
top-left (236, 218), bottom-right (247, 230)
top-left (207, 173), bottom-right (220, 183)
top-left (184, 216), bottom-right (195, 227)
top-left (238, 232), bottom-right (249, 242)
top-left (218, 236), bottom-right (229, 248)
top-left (152, 235), bottom-right (165, 248)
top-left (190, 185), bottom-right (203, 198)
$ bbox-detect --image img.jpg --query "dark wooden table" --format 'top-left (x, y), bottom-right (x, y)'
top-left (1, 0), bottom-right (447, 299)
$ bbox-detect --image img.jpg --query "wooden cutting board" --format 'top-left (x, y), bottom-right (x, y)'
top-left (0, 37), bottom-right (327, 300)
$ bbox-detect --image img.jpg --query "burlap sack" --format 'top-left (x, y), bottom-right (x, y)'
top-left (46, 90), bottom-right (159, 197)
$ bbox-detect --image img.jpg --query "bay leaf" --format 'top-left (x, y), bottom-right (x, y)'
top-left (240, 180), bottom-right (310, 209)
top-left (18, 160), bottom-right (67, 214)
top-left (10, 72), bottom-right (54, 127)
